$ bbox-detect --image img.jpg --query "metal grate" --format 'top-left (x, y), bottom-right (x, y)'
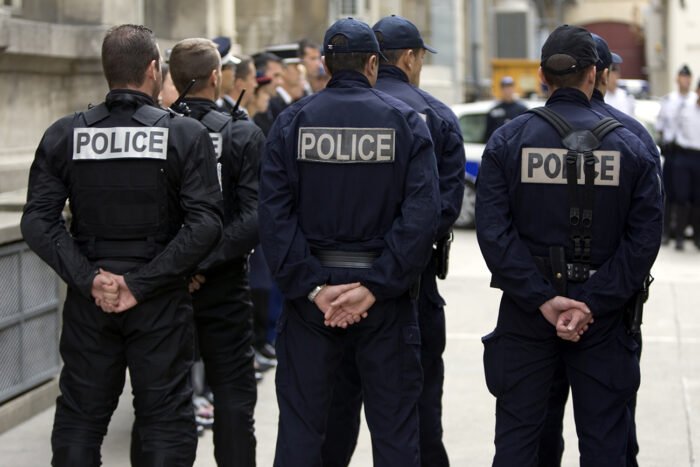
top-left (0, 242), bottom-right (61, 404)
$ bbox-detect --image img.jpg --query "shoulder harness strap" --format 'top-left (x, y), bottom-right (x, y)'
top-left (200, 109), bottom-right (230, 132)
top-left (132, 105), bottom-right (169, 127)
top-left (527, 107), bottom-right (623, 270)
top-left (81, 103), bottom-right (110, 126)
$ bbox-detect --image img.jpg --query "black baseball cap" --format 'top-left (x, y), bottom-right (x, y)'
top-left (324, 17), bottom-right (383, 56)
top-left (679, 64), bottom-right (692, 76)
top-left (372, 15), bottom-right (437, 53)
top-left (591, 33), bottom-right (623, 71)
top-left (541, 25), bottom-right (598, 75)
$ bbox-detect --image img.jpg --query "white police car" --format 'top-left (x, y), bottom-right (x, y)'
top-left (451, 99), bottom-right (541, 228)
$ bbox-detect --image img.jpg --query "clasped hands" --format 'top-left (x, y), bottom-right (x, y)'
top-left (91, 268), bottom-right (138, 313)
top-left (540, 296), bottom-right (594, 342)
top-left (313, 282), bottom-right (376, 329)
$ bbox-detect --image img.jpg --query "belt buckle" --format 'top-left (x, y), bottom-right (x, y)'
top-left (566, 263), bottom-right (590, 282)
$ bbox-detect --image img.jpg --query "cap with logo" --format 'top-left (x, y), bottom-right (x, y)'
top-left (324, 17), bottom-right (383, 57)
top-left (540, 25), bottom-right (598, 75)
top-left (372, 15), bottom-right (437, 53)
top-left (591, 33), bottom-right (623, 71)
top-left (212, 36), bottom-right (241, 67)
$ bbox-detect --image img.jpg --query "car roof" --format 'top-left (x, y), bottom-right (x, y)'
top-left (451, 99), bottom-right (544, 117)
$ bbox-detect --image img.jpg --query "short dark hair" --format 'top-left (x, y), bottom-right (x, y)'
top-left (543, 66), bottom-right (590, 90)
top-left (323, 34), bottom-right (375, 75)
top-left (169, 38), bottom-right (221, 94)
top-left (234, 56), bottom-right (254, 81)
top-left (101, 24), bottom-right (160, 89)
top-left (254, 52), bottom-right (282, 74)
top-left (298, 38), bottom-right (320, 58)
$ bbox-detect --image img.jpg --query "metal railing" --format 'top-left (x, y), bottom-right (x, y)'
top-left (0, 241), bottom-right (60, 404)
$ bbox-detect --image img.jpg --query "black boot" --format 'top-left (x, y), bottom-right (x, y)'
top-left (675, 204), bottom-right (691, 251)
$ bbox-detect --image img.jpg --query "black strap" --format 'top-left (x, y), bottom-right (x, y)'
top-left (528, 107), bottom-right (623, 265)
top-left (527, 107), bottom-right (573, 138)
top-left (591, 117), bottom-right (623, 142)
top-left (81, 103), bottom-right (110, 126)
top-left (200, 109), bottom-right (230, 132)
top-left (132, 105), bottom-right (169, 126)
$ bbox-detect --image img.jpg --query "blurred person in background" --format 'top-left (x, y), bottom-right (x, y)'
top-left (484, 76), bottom-right (529, 141)
top-left (672, 77), bottom-right (700, 251)
top-left (656, 65), bottom-right (695, 246)
top-left (299, 38), bottom-right (328, 93)
top-left (604, 61), bottom-right (635, 116)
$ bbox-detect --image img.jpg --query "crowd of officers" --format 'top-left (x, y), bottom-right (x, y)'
top-left (19, 12), bottom-right (670, 467)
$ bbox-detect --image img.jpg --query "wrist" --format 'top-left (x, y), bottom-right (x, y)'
top-left (307, 284), bottom-right (326, 303)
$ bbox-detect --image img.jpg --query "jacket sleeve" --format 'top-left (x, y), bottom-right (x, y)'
top-left (258, 119), bottom-right (328, 300)
top-left (435, 111), bottom-right (466, 237)
top-left (571, 151), bottom-right (663, 316)
top-left (125, 128), bottom-right (223, 301)
top-left (361, 114), bottom-right (441, 300)
top-left (475, 136), bottom-right (559, 312)
top-left (20, 122), bottom-right (98, 300)
top-left (199, 124), bottom-right (264, 270)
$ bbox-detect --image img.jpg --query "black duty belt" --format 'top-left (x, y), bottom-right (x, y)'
top-left (311, 249), bottom-right (379, 269)
top-left (533, 255), bottom-right (597, 283)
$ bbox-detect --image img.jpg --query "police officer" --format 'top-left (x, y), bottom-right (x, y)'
top-left (674, 79), bottom-right (700, 250)
top-left (484, 76), bottom-right (529, 141)
top-left (258, 17), bottom-right (440, 467)
top-left (656, 65), bottom-right (694, 246)
top-left (476, 25), bottom-right (662, 466)
top-left (168, 38), bottom-right (263, 467)
top-left (20, 25), bottom-right (222, 466)
top-left (536, 32), bottom-right (661, 467)
top-left (322, 14), bottom-right (465, 467)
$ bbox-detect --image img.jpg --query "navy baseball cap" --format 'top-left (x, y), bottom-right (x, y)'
top-left (324, 17), bottom-right (383, 56)
top-left (591, 33), bottom-right (622, 71)
top-left (212, 36), bottom-right (241, 67)
top-left (372, 15), bottom-right (437, 53)
top-left (541, 25), bottom-right (598, 75)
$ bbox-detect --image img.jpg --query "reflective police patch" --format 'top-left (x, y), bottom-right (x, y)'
top-left (73, 127), bottom-right (168, 160)
top-left (521, 148), bottom-right (621, 186)
top-left (297, 127), bottom-right (395, 163)
top-left (209, 132), bottom-right (223, 160)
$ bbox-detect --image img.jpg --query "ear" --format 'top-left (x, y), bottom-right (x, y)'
top-left (322, 55), bottom-right (331, 76)
top-left (601, 68), bottom-right (610, 86)
top-left (537, 67), bottom-right (547, 86)
top-left (403, 49), bottom-right (414, 69)
top-left (148, 59), bottom-right (158, 81)
top-left (588, 65), bottom-right (597, 84)
top-left (367, 54), bottom-right (378, 73)
top-left (210, 68), bottom-right (218, 87)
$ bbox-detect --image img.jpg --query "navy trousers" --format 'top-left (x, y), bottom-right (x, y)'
top-left (274, 292), bottom-right (422, 467)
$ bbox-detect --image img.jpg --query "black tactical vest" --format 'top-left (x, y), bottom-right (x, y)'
top-left (69, 102), bottom-right (172, 260)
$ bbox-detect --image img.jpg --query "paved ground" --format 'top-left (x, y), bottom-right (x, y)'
top-left (1, 230), bottom-right (699, 466)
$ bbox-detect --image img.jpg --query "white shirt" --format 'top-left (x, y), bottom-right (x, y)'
top-left (604, 87), bottom-right (635, 117)
top-left (655, 90), bottom-right (696, 144)
top-left (675, 98), bottom-right (700, 151)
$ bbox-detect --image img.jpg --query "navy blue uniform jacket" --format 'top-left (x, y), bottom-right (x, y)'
top-left (258, 70), bottom-right (440, 301)
top-left (476, 88), bottom-right (662, 335)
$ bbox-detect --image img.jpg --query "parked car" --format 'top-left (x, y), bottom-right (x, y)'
top-left (450, 98), bottom-right (661, 229)
top-left (451, 99), bottom-right (542, 228)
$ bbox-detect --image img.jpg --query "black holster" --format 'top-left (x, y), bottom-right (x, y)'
top-left (435, 231), bottom-right (453, 280)
top-left (624, 274), bottom-right (653, 335)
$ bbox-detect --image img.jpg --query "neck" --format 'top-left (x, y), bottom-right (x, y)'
top-left (188, 89), bottom-right (216, 102)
